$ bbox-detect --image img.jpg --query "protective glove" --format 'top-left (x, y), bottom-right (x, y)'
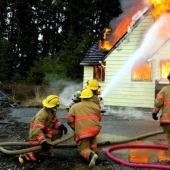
top-left (59, 124), bottom-right (68, 134)
top-left (41, 141), bottom-right (52, 151)
top-left (152, 113), bottom-right (158, 120)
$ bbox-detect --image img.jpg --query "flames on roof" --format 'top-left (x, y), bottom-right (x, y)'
top-left (99, 2), bottom-right (150, 51)
top-left (147, 0), bottom-right (170, 19)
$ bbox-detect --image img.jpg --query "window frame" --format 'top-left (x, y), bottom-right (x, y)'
top-left (93, 63), bottom-right (105, 82)
top-left (160, 60), bottom-right (170, 79)
top-left (131, 62), bottom-right (152, 82)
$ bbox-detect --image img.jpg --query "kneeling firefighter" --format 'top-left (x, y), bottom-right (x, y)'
top-left (66, 88), bottom-right (102, 168)
top-left (19, 95), bottom-right (68, 164)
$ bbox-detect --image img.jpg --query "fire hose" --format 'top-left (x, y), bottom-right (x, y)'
top-left (106, 144), bottom-right (170, 170)
top-left (0, 130), bottom-right (164, 154)
top-left (1, 129), bottom-right (169, 169)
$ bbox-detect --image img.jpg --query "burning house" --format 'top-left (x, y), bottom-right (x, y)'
top-left (80, 0), bottom-right (170, 109)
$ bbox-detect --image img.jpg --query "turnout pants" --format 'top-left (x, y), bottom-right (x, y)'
top-left (77, 136), bottom-right (97, 161)
top-left (162, 124), bottom-right (170, 151)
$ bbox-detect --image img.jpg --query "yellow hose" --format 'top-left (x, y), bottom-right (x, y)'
top-left (0, 130), bottom-right (164, 154)
top-left (0, 133), bottom-right (74, 155)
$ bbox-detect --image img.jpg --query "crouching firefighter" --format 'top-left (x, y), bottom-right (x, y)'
top-left (19, 95), bottom-right (68, 164)
top-left (66, 88), bottom-right (102, 168)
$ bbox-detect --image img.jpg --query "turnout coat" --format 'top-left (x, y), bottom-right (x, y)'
top-left (66, 99), bottom-right (102, 142)
top-left (153, 85), bottom-right (170, 124)
top-left (29, 107), bottom-right (62, 146)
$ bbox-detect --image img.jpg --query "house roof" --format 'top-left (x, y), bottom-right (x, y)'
top-left (80, 42), bottom-right (109, 66)
top-left (80, 5), bottom-right (151, 66)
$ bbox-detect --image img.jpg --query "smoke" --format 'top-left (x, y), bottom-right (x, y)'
top-left (59, 81), bottom-right (82, 107)
top-left (104, 107), bottom-right (153, 120)
top-left (101, 13), bottom-right (170, 98)
top-left (107, 0), bottom-right (150, 46)
top-left (109, 0), bottom-right (149, 30)
top-left (136, 13), bottom-right (170, 64)
top-left (46, 78), bottom-right (82, 108)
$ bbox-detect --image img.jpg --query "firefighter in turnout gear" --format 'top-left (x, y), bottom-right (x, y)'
top-left (66, 88), bottom-right (102, 168)
top-left (18, 95), bottom-right (68, 164)
top-left (68, 90), bottom-right (81, 109)
top-left (152, 73), bottom-right (170, 153)
top-left (86, 79), bottom-right (102, 108)
top-left (68, 79), bottom-right (102, 109)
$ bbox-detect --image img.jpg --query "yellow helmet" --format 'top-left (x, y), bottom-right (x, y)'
top-left (42, 95), bottom-right (60, 108)
top-left (79, 89), bottom-right (93, 99)
top-left (87, 79), bottom-right (100, 90)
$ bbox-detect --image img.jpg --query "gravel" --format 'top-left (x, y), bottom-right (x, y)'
top-left (0, 107), bottom-right (169, 170)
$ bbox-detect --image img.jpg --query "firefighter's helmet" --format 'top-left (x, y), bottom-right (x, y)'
top-left (79, 89), bottom-right (93, 99)
top-left (87, 79), bottom-right (100, 90)
top-left (42, 95), bottom-right (60, 108)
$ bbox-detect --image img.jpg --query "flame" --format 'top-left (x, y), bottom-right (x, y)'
top-left (94, 65), bottom-right (105, 81)
top-left (161, 61), bottom-right (170, 79)
top-left (99, 18), bottom-right (132, 51)
top-left (132, 63), bottom-right (151, 80)
top-left (99, 3), bottom-right (146, 51)
top-left (99, 28), bottom-right (112, 51)
top-left (103, 28), bottom-right (111, 39)
top-left (147, 0), bottom-right (170, 19)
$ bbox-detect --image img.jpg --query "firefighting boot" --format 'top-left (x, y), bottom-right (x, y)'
top-left (88, 152), bottom-right (98, 168)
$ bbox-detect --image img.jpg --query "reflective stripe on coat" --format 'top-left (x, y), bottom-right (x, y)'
top-left (29, 107), bottom-right (61, 146)
top-left (66, 99), bottom-right (101, 142)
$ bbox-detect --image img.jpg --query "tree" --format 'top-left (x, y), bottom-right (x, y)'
top-left (0, 0), bottom-right (122, 84)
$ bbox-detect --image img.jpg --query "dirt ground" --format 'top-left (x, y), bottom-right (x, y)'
top-left (0, 107), bottom-right (169, 170)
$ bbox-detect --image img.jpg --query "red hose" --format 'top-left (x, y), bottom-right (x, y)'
top-left (106, 144), bottom-right (170, 169)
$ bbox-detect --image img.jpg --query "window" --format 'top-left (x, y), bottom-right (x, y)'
top-left (132, 62), bottom-right (151, 81)
top-left (161, 60), bottom-right (170, 79)
top-left (93, 63), bottom-right (105, 82)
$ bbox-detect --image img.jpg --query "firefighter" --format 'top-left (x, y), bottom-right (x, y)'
top-left (68, 79), bottom-right (102, 109)
top-left (86, 79), bottom-right (102, 108)
top-left (152, 73), bottom-right (170, 154)
top-left (66, 88), bottom-right (102, 168)
top-left (18, 95), bottom-right (68, 164)
top-left (68, 90), bottom-right (81, 109)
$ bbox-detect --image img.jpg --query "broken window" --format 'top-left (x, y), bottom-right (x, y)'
top-left (132, 62), bottom-right (151, 81)
top-left (93, 63), bottom-right (105, 82)
top-left (161, 60), bottom-right (170, 79)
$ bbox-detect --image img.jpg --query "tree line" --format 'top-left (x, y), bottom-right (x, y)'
top-left (0, 0), bottom-right (122, 85)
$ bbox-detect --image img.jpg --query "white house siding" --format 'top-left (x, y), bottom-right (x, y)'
top-left (103, 13), bottom-right (156, 108)
top-left (83, 66), bottom-right (94, 88)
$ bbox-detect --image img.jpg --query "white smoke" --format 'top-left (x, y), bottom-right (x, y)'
top-left (59, 82), bottom-right (82, 107)
top-left (104, 107), bottom-right (152, 120)
top-left (136, 13), bottom-right (170, 64)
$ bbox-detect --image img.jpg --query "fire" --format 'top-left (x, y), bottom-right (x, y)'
top-left (99, 28), bottom-right (112, 51)
top-left (161, 61), bottom-right (170, 79)
top-left (94, 65), bottom-right (105, 81)
top-left (147, 0), bottom-right (170, 19)
top-left (132, 63), bottom-right (151, 80)
top-left (99, 18), bottom-right (132, 51)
